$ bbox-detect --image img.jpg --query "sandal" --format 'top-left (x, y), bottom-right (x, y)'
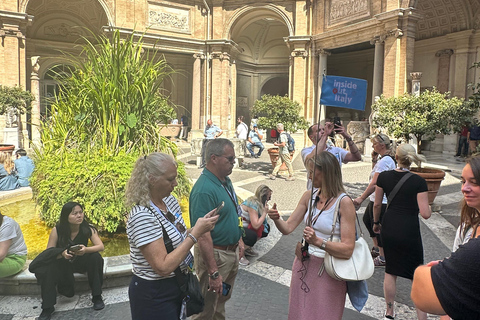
top-left (374, 256), bottom-right (386, 267)
top-left (371, 247), bottom-right (380, 258)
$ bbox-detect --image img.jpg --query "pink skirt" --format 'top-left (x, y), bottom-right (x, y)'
top-left (288, 255), bottom-right (347, 320)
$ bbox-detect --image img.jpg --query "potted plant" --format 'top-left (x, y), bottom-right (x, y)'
top-left (0, 85), bottom-right (34, 149)
top-left (372, 88), bottom-right (478, 204)
top-left (251, 94), bottom-right (309, 170)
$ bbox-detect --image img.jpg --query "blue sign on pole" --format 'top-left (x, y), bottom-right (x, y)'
top-left (320, 75), bottom-right (368, 111)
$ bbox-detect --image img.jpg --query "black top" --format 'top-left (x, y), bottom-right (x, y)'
top-left (431, 237), bottom-right (480, 320)
top-left (377, 170), bottom-right (428, 279)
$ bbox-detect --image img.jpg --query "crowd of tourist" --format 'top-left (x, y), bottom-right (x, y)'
top-left (0, 148), bottom-right (34, 191)
top-left (2, 123), bottom-right (480, 320)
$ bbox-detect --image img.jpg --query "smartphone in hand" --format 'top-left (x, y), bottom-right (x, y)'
top-left (214, 201), bottom-right (225, 215)
top-left (68, 244), bottom-right (82, 253)
top-left (222, 282), bottom-right (231, 296)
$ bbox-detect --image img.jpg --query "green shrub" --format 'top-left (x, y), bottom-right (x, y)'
top-left (251, 94), bottom-right (309, 133)
top-left (31, 29), bottom-right (191, 232)
top-left (31, 149), bottom-right (191, 232)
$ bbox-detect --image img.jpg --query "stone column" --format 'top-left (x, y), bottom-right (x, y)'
top-left (371, 36), bottom-right (385, 104)
top-left (291, 49), bottom-right (308, 109)
top-left (410, 72), bottom-right (422, 96)
top-left (30, 56), bottom-right (41, 147)
top-left (317, 49), bottom-right (330, 123)
top-left (435, 49), bottom-right (454, 93)
top-left (286, 37), bottom-right (311, 121)
top-left (210, 51), bottom-right (231, 131)
top-left (378, 8), bottom-right (421, 97)
top-left (191, 53), bottom-right (204, 133)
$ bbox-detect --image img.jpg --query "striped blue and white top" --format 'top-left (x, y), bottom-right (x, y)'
top-left (127, 195), bottom-right (192, 280)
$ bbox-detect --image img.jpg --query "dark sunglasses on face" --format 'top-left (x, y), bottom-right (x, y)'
top-left (165, 211), bottom-right (186, 233)
top-left (218, 155), bottom-right (236, 163)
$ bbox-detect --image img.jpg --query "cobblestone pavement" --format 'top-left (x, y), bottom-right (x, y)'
top-left (0, 142), bottom-right (466, 320)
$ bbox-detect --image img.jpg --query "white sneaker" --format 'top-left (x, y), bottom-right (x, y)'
top-left (239, 256), bottom-right (250, 266)
top-left (244, 247), bottom-right (259, 257)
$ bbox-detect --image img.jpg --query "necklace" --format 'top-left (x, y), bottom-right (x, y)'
top-left (151, 199), bottom-right (166, 211)
top-left (397, 167), bottom-right (410, 172)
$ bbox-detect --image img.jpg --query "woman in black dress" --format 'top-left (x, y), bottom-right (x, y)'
top-left (373, 144), bottom-right (431, 320)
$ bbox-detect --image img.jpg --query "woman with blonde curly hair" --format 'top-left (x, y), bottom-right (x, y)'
top-left (239, 184), bottom-right (272, 265)
top-left (373, 143), bottom-right (431, 320)
top-left (125, 152), bottom-right (218, 320)
top-left (0, 151), bottom-right (19, 191)
top-left (353, 133), bottom-right (396, 267)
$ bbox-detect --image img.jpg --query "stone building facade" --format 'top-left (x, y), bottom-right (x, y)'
top-left (1, 0), bottom-right (480, 153)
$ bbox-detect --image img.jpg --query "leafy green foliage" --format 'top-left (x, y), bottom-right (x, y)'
top-left (372, 89), bottom-right (473, 151)
top-left (31, 29), bottom-right (191, 232)
top-left (30, 150), bottom-right (191, 232)
top-left (41, 29), bottom-right (176, 156)
top-left (251, 95), bottom-right (309, 133)
top-left (0, 85), bottom-right (34, 115)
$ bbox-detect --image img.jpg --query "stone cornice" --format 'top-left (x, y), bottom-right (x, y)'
top-left (312, 18), bottom-right (378, 49)
top-left (0, 10), bottom-right (33, 26)
top-left (0, 10), bottom-right (33, 40)
top-left (103, 26), bottom-right (207, 54)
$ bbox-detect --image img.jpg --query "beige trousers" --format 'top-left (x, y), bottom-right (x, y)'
top-left (191, 246), bottom-right (239, 320)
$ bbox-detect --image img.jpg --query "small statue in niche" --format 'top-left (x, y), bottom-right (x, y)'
top-left (347, 121), bottom-right (370, 154)
top-left (5, 106), bottom-right (18, 128)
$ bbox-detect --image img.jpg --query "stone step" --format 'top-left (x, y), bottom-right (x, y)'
top-left (0, 254), bottom-right (132, 295)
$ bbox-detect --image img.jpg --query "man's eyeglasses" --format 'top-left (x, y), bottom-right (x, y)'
top-left (218, 155), bottom-right (236, 163)
top-left (165, 211), bottom-right (186, 233)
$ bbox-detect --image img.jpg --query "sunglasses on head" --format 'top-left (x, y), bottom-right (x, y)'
top-left (165, 211), bottom-right (186, 233)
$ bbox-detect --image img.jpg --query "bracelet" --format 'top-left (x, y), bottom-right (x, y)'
top-left (345, 137), bottom-right (353, 142)
top-left (373, 221), bottom-right (380, 225)
top-left (187, 233), bottom-right (198, 244)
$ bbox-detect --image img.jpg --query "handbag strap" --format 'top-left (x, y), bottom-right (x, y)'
top-left (386, 172), bottom-right (414, 210)
top-left (146, 206), bottom-right (187, 288)
top-left (327, 194), bottom-right (364, 241)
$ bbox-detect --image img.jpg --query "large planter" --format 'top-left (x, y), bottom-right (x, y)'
top-left (411, 167), bottom-right (446, 205)
top-left (0, 144), bottom-right (15, 155)
top-left (159, 124), bottom-right (182, 138)
top-left (267, 147), bottom-right (293, 172)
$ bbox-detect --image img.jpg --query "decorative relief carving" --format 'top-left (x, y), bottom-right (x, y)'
top-left (148, 4), bottom-right (190, 33)
top-left (193, 53), bottom-right (205, 60)
top-left (328, 0), bottom-right (370, 26)
top-left (435, 49), bottom-right (454, 57)
top-left (44, 23), bottom-right (79, 38)
top-left (211, 52), bottom-right (231, 61)
top-left (410, 72), bottom-right (423, 80)
top-left (291, 50), bottom-right (308, 58)
top-left (315, 49), bottom-right (331, 56)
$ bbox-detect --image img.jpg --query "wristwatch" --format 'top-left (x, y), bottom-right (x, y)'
top-left (373, 221), bottom-right (380, 225)
top-left (320, 238), bottom-right (328, 249)
top-left (209, 271), bottom-right (219, 279)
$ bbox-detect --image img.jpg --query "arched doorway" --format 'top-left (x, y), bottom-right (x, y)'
top-left (229, 7), bottom-right (291, 127)
top-left (25, 0), bottom-right (109, 142)
top-left (260, 76), bottom-right (288, 97)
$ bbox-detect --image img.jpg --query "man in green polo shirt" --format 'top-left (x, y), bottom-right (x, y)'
top-left (189, 138), bottom-right (245, 320)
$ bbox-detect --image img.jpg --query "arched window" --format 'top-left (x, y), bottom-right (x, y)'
top-left (41, 65), bottom-right (73, 119)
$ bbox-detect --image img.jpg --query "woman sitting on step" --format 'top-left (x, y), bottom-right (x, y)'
top-left (0, 211), bottom-right (27, 278)
top-left (30, 202), bottom-right (105, 320)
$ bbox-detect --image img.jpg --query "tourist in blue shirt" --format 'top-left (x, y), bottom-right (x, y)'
top-left (0, 151), bottom-right (19, 191)
top-left (14, 149), bottom-right (34, 187)
top-left (246, 124), bottom-right (264, 158)
top-left (200, 119), bottom-right (223, 168)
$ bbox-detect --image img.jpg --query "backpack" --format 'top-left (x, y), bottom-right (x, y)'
top-left (282, 132), bottom-right (295, 152)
